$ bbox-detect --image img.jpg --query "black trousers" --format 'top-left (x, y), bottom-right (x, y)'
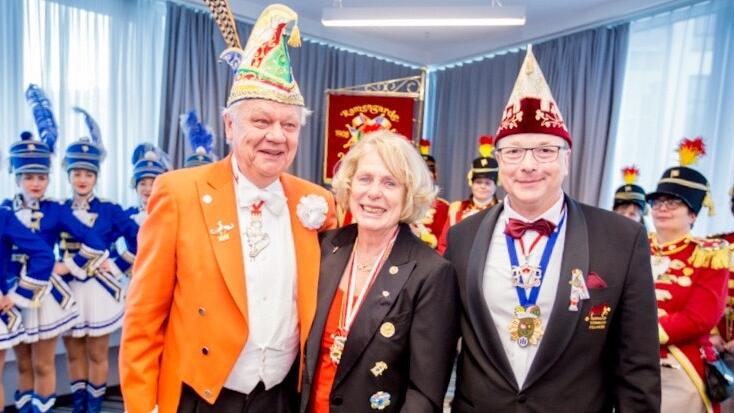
top-left (177, 363), bottom-right (299, 413)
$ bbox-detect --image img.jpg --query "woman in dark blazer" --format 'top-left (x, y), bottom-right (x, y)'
top-left (301, 130), bottom-right (459, 413)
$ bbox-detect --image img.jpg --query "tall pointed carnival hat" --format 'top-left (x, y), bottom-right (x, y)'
top-left (495, 45), bottom-right (571, 146)
top-left (204, 1), bottom-right (304, 107)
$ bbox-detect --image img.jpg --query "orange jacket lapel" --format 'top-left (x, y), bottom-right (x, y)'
top-left (281, 174), bottom-right (320, 349)
top-left (197, 155), bottom-right (248, 320)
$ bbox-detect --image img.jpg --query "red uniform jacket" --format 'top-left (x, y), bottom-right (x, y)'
top-left (714, 232), bottom-right (734, 341)
top-left (653, 233), bottom-right (730, 413)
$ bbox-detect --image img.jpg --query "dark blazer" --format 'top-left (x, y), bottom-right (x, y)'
top-left (444, 196), bottom-right (660, 413)
top-left (301, 223), bottom-right (459, 413)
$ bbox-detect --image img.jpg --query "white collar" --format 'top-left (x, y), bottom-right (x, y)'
top-left (504, 192), bottom-right (565, 225)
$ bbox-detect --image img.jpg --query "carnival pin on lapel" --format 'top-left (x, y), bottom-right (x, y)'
top-left (568, 268), bottom-right (590, 312)
top-left (585, 303), bottom-right (612, 330)
top-left (371, 361), bottom-right (388, 377)
top-left (209, 220), bottom-right (235, 242)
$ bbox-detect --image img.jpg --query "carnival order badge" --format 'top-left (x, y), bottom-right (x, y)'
top-left (585, 303), bottom-right (612, 330)
top-left (568, 268), bottom-right (590, 311)
top-left (297, 194), bottom-right (328, 230)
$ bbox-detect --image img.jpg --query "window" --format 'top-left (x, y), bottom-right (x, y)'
top-left (603, 0), bottom-right (734, 235)
top-left (1, 0), bottom-right (166, 208)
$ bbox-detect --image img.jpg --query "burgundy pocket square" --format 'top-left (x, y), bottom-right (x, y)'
top-left (587, 272), bottom-right (607, 289)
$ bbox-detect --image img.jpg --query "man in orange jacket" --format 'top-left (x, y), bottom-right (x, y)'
top-left (119, 4), bottom-right (336, 413)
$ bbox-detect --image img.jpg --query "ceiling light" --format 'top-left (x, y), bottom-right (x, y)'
top-left (321, 6), bottom-right (526, 27)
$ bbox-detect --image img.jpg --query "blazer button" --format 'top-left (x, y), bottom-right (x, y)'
top-left (198, 307), bottom-right (206, 316)
top-left (331, 395), bottom-right (343, 406)
top-left (517, 393), bottom-right (527, 403)
top-left (201, 346), bottom-right (209, 355)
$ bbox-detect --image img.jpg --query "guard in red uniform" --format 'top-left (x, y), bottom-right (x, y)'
top-left (648, 137), bottom-right (730, 413)
top-left (712, 186), bottom-right (734, 349)
top-left (612, 165), bottom-right (647, 226)
top-left (437, 136), bottom-right (499, 254)
top-left (414, 139), bottom-right (449, 249)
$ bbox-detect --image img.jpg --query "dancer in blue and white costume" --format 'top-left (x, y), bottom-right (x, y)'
top-left (181, 110), bottom-right (217, 168)
top-left (60, 107), bottom-right (139, 413)
top-left (0, 208), bottom-right (55, 412)
top-left (3, 85), bottom-right (108, 413)
top-left (109, 143), bottom-right (170, 278)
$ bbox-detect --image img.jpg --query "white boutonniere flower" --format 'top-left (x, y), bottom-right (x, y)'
top-left (297, 194), bottom-right (328, 230)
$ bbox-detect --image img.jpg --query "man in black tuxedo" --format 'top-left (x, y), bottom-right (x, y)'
top-left (444, 46), bottom-right (660, 412)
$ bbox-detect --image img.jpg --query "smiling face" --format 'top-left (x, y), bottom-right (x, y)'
top-left (650, 195), bottom-right (696, 236)
top-left (68, 168), bottom-right (97, 197)
top-left (496, 133), bottom-right (570, 217)
top-left (224, 99), bottom-right (302, 188)
top-left (136, 177), bottom-right (155, 206)
top-left (348, 150), bottom-right (405, 237)
top-left (17, 173), bottom-right (49, 200)
top-left (471, 177), bottom-right (496, 204)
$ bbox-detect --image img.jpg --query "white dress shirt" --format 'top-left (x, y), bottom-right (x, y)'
top-left (482, 194), bottom-right (567, 389)
top-left (224, 156), bottom-right (299, 393)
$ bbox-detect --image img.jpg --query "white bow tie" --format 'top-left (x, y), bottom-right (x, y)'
top-left (239, 188), bottom-right (287, 216)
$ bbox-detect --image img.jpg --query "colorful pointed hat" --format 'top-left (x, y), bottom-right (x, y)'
top-left (180, 110), bottom-right (217, 168)
top-left (646, 136), bottom-right (713, 215)
top-left (495, 45), bottom-right (571, 146)
top-left (205, 1), bottom-right (304, 107)
top-left (467, 135), bottom-right (498, 186)
top-left (130, 143), bottom-right (170, 188)
top-left (9, 84), bottom-right (58, 174)
top-left (63, 107), bottom-right (106, 173)
top-left (613, 165), bottom-right (647, 212)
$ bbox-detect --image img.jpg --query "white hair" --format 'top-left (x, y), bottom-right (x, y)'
top-left (222, 99), bottom-right (312, 125)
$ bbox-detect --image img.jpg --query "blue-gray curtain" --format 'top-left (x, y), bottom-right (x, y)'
top-left (429, 24), bottom-right (629, 205)
top-left (159, 2), bottom-right (419, 184)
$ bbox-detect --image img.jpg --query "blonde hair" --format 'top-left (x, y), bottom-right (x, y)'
top-left (332, 130), bottom-right (437, 224)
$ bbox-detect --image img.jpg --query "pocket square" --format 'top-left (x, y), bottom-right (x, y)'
top-left (586, 272), bottom-right (607, 289)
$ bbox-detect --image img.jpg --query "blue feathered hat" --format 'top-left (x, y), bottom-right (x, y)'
top-left (9, 85), bottom-right (59, 174)
top-left (181, 111), bottom-right (217, 168)
top-left (130, 143), bottom-right (170, 188)
top-left (64, 107), bottom-right (106, 173)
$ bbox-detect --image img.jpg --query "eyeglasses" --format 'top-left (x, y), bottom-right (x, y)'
top-left (494, 145), bottom-right (566, 164)
top-left (650, 198), bottom-right (685, 210)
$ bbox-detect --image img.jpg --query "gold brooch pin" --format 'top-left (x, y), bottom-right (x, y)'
top-left (370, 361), bottom-right (388, 377)
top-left (209, 220), bottom-right (235, 242)
top-left (380, 322), bottom-right (395, 338)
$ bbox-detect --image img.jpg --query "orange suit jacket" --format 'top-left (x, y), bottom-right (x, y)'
top-left (119, 155), bottom-right (336, 413)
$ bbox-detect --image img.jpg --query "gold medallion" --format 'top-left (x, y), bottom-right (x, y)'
top-left (380, 322), bottom-right (395, 338)
top-left (329, 332), bottom-right (347, 365)
top-left (508, 305), bottom-right (543, 347)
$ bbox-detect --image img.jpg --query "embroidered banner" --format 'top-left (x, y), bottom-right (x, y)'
top-left (323, 93), bottom-right (416, 182)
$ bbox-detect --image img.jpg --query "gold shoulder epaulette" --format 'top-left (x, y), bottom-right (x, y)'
top-left (689, 237), bottom-right (731, 270)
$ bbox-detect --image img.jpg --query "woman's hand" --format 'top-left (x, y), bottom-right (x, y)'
top-left (54, 262), bottom-right (70, 275)
top-left (0, 295), bottom-right (15, 311)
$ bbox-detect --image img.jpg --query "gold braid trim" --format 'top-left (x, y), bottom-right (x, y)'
top-left (203, 0), bottom-right (241, 49)
top-left (667, 345), bottom-right (713, 413)
top-left (689, 239), bottom-right (731, 270)
top-left (615, 192), bottom-right (646, 201)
